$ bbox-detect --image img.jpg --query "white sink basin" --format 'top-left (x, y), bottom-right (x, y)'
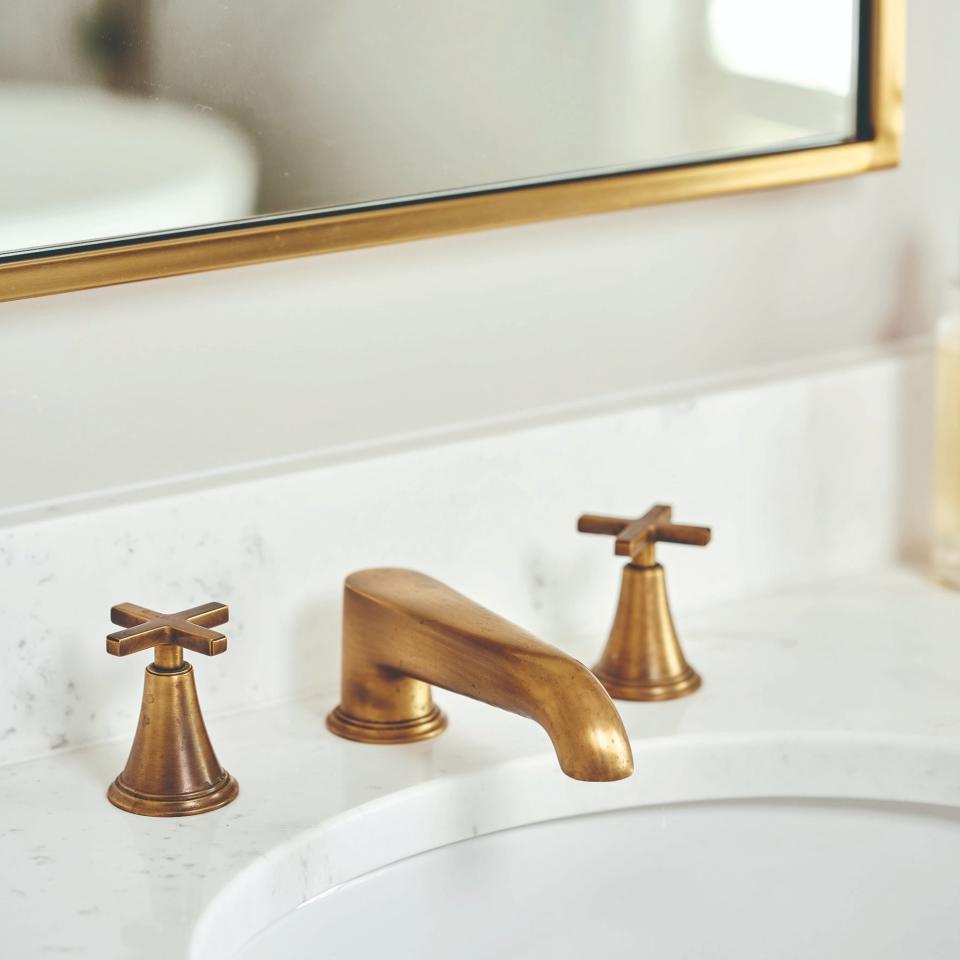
top-left (0, 83), bottom-right (257, 253)
top-left (187, 727), bottom-right (960, 960)
top-left (231, 798), bottom-right (959, 959)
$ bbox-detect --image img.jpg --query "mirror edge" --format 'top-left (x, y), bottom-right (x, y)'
top-left (0, 0), bottom-right (903, 304)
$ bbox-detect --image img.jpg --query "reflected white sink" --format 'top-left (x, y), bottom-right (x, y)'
top-left (230, 798), bottom-right (959, 959)
top-left (0, 83), bottom-right (257, 253)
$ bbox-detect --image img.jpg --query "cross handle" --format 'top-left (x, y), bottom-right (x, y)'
top-left (578, 504), bottom-right (710, 566)
top-left (106, 601), bottom-right (229, 670)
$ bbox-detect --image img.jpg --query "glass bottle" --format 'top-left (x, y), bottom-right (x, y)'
top-left (932, 281), bottom-right (960, 588)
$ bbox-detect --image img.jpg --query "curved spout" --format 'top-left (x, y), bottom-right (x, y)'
top-left (327, 568), bottom-right (633, 782)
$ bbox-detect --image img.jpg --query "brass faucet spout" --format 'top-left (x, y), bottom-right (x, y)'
top-left (327, 568), bottom-right (633, 782)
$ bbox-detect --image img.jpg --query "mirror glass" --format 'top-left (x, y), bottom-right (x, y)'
top-left (2, 1), bottom-right (864, 259)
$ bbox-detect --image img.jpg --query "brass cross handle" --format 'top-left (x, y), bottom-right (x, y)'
top-left (578, 504), bottom-right (711, 567)
top-left (106, 601), bottom-right (229, 670)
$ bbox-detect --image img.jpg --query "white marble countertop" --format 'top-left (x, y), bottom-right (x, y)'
top-left (4, 566), bottom-right (960, 959)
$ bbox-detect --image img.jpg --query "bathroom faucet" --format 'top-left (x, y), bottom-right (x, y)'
top-left (327, 568), bottom-right (634, 782)
top-left (578, 503), bottom-right (710, 700)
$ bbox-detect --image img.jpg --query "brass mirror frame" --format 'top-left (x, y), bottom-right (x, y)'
top-left (0, 0), bottom-right (903, 304)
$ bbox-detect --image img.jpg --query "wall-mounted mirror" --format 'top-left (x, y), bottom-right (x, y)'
top-left (0, 0), bottom-right (903, 302)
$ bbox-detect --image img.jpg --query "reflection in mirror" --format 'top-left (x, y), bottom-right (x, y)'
top-left (2, 1), bottom-right (863, 258)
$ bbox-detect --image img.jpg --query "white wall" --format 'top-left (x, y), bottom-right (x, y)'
top-left (0, 1), bottom-right (955, 521)
top-left (149, 0), bottom-right (843, 212)
top-left (1, 2), bottom-right (852, 221)
top-left (152, 0), bottom-right (614, 211)
top-left (0, 1), bottom-right (99, 86)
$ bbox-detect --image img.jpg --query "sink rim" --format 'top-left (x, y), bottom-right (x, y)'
top-left (190, 731), bottom-right (960, 960)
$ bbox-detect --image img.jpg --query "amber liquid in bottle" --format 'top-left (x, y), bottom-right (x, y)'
top-left (933, 308), bottom-right (960, 588)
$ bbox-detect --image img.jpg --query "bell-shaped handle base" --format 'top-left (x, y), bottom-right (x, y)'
top-left (593, 562), bottom-right (702, 701)
top-left (108, 662), bottom-right (238, 817)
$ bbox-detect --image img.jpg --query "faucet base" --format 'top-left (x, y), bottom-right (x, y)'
top-left (592, 664), bottom-right (701, 701)
top-left (593, 562), bottom-right (702, 702)
top-left (107, 661), bottom-right (239, 817)
top-left (108, 769), bottom-right (239, 818)
top-left (326, 703), bottom-right (448, 744)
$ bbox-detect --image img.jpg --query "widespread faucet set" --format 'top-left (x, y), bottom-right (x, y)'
top-left (105, 503), bottom-right (710, 817)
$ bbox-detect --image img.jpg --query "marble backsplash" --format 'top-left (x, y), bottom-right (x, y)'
top-left (0, 342), bottom-right (931, 765)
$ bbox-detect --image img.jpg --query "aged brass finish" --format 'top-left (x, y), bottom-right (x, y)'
top-left (106, 601), bottom-right (239, 816)
top-left (327, 568), bottom-right (634, 782)
top-left (0, 0), bottom-right (904, 303)
top-left (579, 505), bottom-right (710, 701)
